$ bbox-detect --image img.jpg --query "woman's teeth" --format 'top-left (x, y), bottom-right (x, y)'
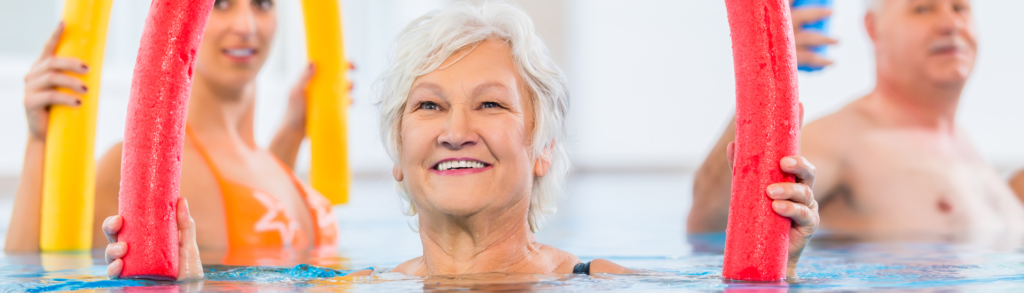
top-left (224, 48), bottom-right (255, 57)
top-left (436, 160), bottom-right (486, 171)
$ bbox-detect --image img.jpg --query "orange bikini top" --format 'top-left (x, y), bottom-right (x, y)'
top-left (185, 126), bottom-right (337, 248)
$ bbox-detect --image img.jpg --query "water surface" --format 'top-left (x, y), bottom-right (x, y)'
top-left (3, 174), bottom-right (1023, 292)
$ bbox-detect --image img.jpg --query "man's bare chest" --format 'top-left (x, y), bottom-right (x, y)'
top-left (826, 133), bottom-right (1018, 234)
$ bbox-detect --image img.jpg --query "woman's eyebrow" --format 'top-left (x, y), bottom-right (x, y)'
top-left (410, 82), bottom-right (446, 100)
top-left (472, 82), bottom-right (514, 98)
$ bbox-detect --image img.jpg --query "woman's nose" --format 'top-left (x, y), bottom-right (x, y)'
top-left (438, 109), bottom-right (478, 150)
top-left (230, 5), bottom-right (257, 39)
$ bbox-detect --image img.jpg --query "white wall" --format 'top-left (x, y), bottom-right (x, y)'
top-left (564, 0), bottom-right (1024, 173)
top-left (0, 0), bottom-right (1022, 177)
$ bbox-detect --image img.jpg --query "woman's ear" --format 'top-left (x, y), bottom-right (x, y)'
top-left (865, 12), bottom-right (878, 43)
top-left (534, 140), bottom-right (555, 177)
top-left (393, 164), bottom-right (404, 182)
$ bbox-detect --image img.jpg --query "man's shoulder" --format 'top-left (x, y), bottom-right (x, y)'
top-left (803, 102), bottom-right (873, 149)
top-left (806, 100), bottom-right (875, 130)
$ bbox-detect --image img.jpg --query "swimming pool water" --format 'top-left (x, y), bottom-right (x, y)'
top-left (3, 174), bottom-right (1024, 292)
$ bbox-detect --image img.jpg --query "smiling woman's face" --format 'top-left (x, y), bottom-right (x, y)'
top-left (195, 0), bottom-right (277, 89)
top-left (397, 39), bottom-right (544, 219)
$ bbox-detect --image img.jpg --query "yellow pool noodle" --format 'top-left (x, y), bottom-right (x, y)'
top-left (40, 0), bottom-right (113, 251)
top-left (301, 0), bottom-right (350, 205)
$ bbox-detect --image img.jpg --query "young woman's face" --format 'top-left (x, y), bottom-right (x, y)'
top-left (194, 0), bottom-right (277, 90)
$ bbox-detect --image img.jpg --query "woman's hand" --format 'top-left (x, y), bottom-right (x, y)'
top-left (103, 197), bottom-right (204, 281)
top-left (24, 22), bottom-right (90, 141)
top-left (791, 6), bottom-right (838, 69)
top-left (279, 62), bottom-right (356, 134)
top-left (725, 144), bottom-right (820, 279)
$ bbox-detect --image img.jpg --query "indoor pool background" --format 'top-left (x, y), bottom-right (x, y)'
top-left (2, 174), bottom-right (1024, 292)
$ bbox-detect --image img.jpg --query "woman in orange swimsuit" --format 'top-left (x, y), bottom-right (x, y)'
top-left (6, 0), bottom-right (337, 253)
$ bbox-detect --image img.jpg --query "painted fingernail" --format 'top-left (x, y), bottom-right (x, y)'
top-left (75, 99), bottom-right (81, 105)
top-left (82, 64), bottom-right (89, 72)
top-left (782, 157), bottom-right (797, 167)
top-left (768, 186), bottom-right (784, 197)
top-left (81, 85), bottom-right (88, 92)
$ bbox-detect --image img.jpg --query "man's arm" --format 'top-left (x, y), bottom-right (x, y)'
top-left (687, 114), bottom-right (845, 233)
top-left (688, 118), bottom-right (736, 233)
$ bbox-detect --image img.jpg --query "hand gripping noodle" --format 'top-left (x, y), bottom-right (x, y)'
top-left (722, 0), bottom-right (801, 281)
top-left (117, 0), bottom-right (213, 280)
top-left (300, 0), bottom-right (351, 205)
top-left (40, 0), bottom-right (113, 252)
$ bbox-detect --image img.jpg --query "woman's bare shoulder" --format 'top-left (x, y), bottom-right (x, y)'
top-left (534, 243), bottom-right (581, 274)
top-left (587, 258), bottom-right (638, 274)
top-left (536, 244), bottom-right (636, 274)
top-left (391, 256), bottom-right (425, 276)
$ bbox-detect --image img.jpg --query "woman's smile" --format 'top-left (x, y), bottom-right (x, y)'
top-left (430, 158), bottom-right (493, 176)
top-left (222, 47), bottom-right (259, 62)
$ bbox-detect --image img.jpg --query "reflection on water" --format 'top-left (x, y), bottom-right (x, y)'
top-left (3, 174), bottom-right (1024, 291)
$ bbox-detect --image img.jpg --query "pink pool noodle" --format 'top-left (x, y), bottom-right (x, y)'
top-left (117, 0), bottom-right (213, 280)
top-left (722, 0), bottom-right (801, 281)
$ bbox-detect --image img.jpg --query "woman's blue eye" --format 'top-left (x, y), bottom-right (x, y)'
top-left (420, 102), bottom-right (439, 110)
top-left (482, 102), bottom-right (500, 109)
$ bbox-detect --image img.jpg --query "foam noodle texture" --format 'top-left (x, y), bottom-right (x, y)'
top-left (722, 0), bottom-right (801, 281)
top-left (118, 0), bottom-right (213, 280)
top-left (301, 0), bottom-right (351, 205)
top-left (40, 0), bottom-right (113, 252)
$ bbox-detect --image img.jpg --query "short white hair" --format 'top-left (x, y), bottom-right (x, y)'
top-left (375, 0), bottom-right (570, 232)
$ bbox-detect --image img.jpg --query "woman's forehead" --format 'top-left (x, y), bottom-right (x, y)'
top-left (410, 40), bottom-right (525, 98)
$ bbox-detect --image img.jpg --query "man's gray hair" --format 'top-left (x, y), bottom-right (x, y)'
top-left (375, 1), bottom-right (570, 232)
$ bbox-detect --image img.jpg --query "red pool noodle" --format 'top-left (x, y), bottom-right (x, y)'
top-left (722, 0), bottom-right (801, 281)
top-left (117, 0), bottom-right (213, 280)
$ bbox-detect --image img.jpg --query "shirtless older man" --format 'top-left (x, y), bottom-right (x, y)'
top-left (689, 0), bottom-right (1024, 238)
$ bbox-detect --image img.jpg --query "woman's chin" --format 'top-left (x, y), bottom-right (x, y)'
top-left (211, 76), bottom-right (257, 90)
top-left (422, 196), bottom-right (497, 217)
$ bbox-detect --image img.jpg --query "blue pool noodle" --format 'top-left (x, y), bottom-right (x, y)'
top-left (792, 0), bottom-right (832, 72)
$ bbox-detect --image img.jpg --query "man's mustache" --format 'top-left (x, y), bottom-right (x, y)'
top-left (928, 38), bottom-right (971, 54)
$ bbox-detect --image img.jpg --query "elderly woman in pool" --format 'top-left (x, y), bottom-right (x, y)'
top-left (104, 2), bottom-right (819, 279)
